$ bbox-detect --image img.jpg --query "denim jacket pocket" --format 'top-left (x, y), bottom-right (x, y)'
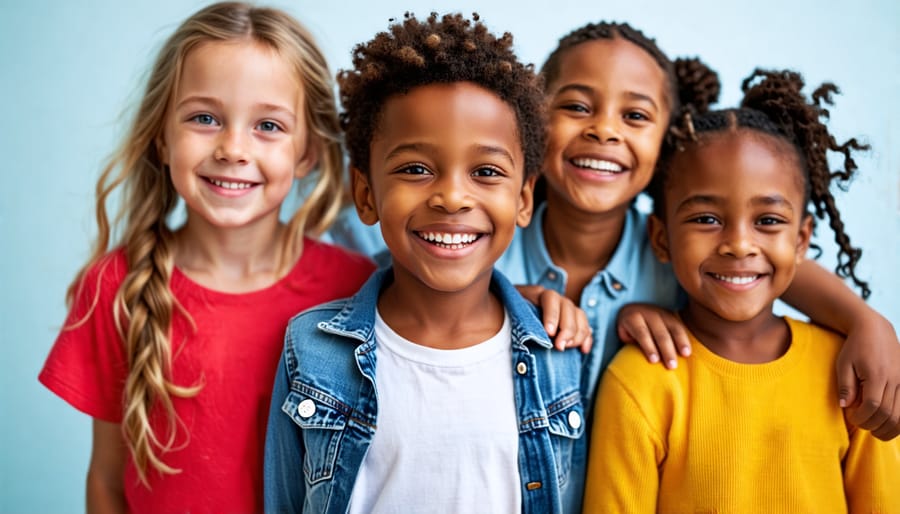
top-left (545, 390), bottom-right (585, 486)
top-left (282, 382), bottom-right (349, 484)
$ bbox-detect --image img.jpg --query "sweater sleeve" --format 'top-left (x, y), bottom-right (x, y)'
top-left (843, 423), bottom-right (900, 514)
top-left (38, 254), bottom-right (128, 422)
top-left (583, 354), bottom-right (666, 514)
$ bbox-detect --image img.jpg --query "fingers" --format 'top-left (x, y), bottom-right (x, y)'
top-left (670, 321), bottom-right (692, 358)
top-left (848, 374), bottom-right (889, 429)
top-left (619, 315), bottom-right (661, 366)
top-left (537, 289), bottom-right (561, 338)
top-left (835, 354), bottom-right (859, 408)
top-left (871, 384), bottom-right (900, 441)
top-left (553, 299), bottom-right (575, 351)
top-left (643, 315), bottom-right (680, 370)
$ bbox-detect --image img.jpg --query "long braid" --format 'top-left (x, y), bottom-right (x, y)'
top-left (65, 2), bottom-right (344, 485)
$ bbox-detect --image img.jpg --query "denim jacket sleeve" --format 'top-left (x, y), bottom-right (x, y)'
top-left (264, 352), bottom-right (305, 513)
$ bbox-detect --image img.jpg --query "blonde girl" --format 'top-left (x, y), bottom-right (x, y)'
top-left (38, 3), bottom-right (374, 512)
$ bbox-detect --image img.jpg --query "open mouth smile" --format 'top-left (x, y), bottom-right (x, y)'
top-left (204, 177), bottom-right (257, 190)
top-left (571, 157), bottom-right (626, 173)
top-left (416, 231), bottom-right (482, 250)
top-left (710, 273), bottom-right (761, 285)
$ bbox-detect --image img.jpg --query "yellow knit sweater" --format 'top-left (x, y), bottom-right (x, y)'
top-left (583, 317), bottom-right (900, 514)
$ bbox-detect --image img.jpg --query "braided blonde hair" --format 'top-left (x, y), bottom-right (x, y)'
top-left (67, 1), bottom-right (344, 484)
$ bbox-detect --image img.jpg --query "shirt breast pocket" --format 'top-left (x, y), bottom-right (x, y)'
top-left (546, 390), bottom-right (585, 487)
top-left (281, 383), bottom-right (349, 484)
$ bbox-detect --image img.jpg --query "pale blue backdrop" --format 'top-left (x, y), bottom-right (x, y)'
top-left (1, 0), bottom-right (897, 511)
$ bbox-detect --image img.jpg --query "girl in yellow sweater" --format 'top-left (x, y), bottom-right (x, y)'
top-left (583, 64), bottom-right (900, 513)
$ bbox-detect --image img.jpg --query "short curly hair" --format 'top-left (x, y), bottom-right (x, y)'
top-left (338, 12), bottom-right (546, 178)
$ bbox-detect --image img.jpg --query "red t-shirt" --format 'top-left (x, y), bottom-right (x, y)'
top-left (39, 239), bottom-right (375, 514)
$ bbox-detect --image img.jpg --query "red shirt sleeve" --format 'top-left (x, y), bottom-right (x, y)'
top-left (39, 253), bottom-right (129, 422)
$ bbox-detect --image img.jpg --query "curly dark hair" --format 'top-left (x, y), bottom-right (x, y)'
top-left (338, 12), bottom-right (545, 178)
top-left (541, 21), bottom-right (678, 112)
top-left (649, 66), bottom-right (871, 298)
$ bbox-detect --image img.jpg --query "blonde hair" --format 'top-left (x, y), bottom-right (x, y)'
top-left (67, 2), bottom-right (344, 484)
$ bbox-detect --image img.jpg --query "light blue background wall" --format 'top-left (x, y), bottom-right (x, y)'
top-left (1, 0), bottom-right (897, 511)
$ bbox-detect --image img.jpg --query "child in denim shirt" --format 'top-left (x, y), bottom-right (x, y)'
top-left (264, 13), bottom-right (585, 513)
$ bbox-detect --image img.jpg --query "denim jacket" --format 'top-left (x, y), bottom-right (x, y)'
top-left (264, 267), bottom-right (585, 514)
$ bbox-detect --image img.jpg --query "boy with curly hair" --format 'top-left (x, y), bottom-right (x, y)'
top-left (264, 13), bottom-right (585, 514)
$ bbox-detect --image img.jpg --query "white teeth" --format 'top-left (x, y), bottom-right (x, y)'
top-left (209, 178), bottom-right (253, 190)
top-left (713, 274), bottom-right (759, 285)
top-left (571, 158), bottom-right (624, 173)
top-left (419, 232), bottom-right (479, 247)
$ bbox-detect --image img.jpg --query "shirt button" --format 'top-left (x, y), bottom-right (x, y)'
top-left (516, 362), bottom-right (528, 375)
top-left (587, 298), bottom-right (597, 308)
top-left (612, 281), bottom-right (623, 291)
top-left (297, 399), bottom-right (316, 418)
top-left (547, 271), bottom-right (557, 281)
top-left (568, 410), bottom-right (582, 430)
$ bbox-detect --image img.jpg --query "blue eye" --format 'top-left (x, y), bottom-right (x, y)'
top-left (191, 113), bottom-right (217, 125)
top-left (258, 121), bottom-right (281, 132)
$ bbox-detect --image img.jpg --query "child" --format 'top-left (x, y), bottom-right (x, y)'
top-left (264, 13), bottom-right (585, 513)
top-left (329, 22), bottom-right (900, 438)
top-left (583, 67), bottom-right (900, 513)
top-left (37, 3), bottom-right (376, 513)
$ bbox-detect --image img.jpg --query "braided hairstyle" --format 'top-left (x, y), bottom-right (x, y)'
top-left (338, 12), bottom-right (546, 178)
top-left (650, 63), bottom-right (870, 298)
top-left (65, 2), bottom-right (345, 484)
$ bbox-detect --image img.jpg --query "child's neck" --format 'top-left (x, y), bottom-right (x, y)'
top-left (680, 302), bottom-right (791, 364)
top-left (173, 217), bottom-right (288, 294)
top-left (377, 272), bottom-right (504, 351)
top-left (542, 194), bottom-right (629, 302)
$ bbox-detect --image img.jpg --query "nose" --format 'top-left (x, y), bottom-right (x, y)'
top-left (583, 112), bottom-right (621, 143)
top-left (214, 127), bottom-right (250, 164)
top-left (426, 172), bottom-right (473, 213)
top-left (718, 223), bottom-right (758, 258)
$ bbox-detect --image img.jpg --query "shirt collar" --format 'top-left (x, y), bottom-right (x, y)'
top-left (521, 202), bottom-right (643, 299)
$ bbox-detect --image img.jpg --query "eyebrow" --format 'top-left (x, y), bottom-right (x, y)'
top-left (555, 83), bottom-right (659, 111)
top-left (385, 142), bottom-right (517, 167)
top-left (675, 194), bottom-right (795, 213)
top-left (175, 95), bottom-right (295, 118)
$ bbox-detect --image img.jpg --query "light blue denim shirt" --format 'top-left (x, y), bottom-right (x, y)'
top-left (496, 201), bottom-right (683, 513)
top-left (264, 267), bottom-right (585, 514)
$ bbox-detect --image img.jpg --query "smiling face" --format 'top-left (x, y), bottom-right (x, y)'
top-left (353, 81), bottom-right (533, 295)
top-left (649, 129), bottom-right (813, 323)
top-left (159, 39), bottom-right (317, 233)
top-left (542, 37), bottom-right (670, 217)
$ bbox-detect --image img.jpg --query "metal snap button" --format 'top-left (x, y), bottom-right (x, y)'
top-left (516, 362), bottom-right (528, 375)
top-left (568, 410), bottom-right (582, 430)
top-left (297, 399), bottom-right (316, 418)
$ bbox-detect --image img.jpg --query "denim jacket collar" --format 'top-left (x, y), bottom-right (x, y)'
top-left (318, 266), bottom-right (553, 351)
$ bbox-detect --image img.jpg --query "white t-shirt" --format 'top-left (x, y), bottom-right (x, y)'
top-left (347, 310), bottom-right (521, 514)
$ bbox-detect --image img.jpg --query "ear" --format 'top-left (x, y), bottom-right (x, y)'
top-left (295, 138), bottom-right (320, 179)
top-left (516, 175), bottom-right (537, 228)
top-left (647, 214), bottom-right (671, 263)
top-left (351, 167), bottom-right (379, 226)
top-left (795, 215), bottom-right (813, 264)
